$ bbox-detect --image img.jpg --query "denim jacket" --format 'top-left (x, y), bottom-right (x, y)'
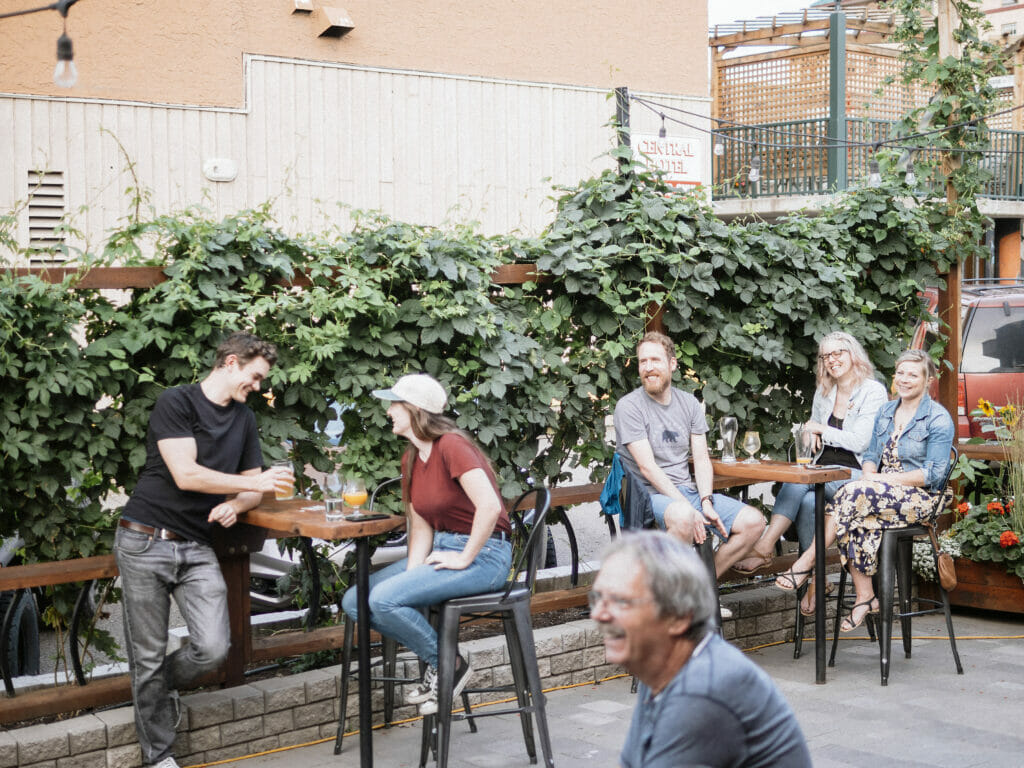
top-left (863, 394), bottom-right (955, 491)
top-left (809, 378), bottom-right (888, 466)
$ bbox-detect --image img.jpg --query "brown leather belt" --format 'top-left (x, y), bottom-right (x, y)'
top-left (119, 518), bottom-right (183, 541)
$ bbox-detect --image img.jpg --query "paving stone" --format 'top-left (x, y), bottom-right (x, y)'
top-left (276, 726), bottom-right (320, 748)
top-left (0, 733), bottom-right (16, 768)
top-left (303, 669), bottom-right (337, 703)
top-left (220, 716), bottom-right (265, 746)
top-left (183, 690), bottom-right (235, 729)
top-left (103, 743), bottom-right (140, 768)
top-left (253, 677), bottom-right (306, 712)
top-left (548, 650), bottom-right (584, 675)
top-left (202, 743), bottom-right (254, 763)
top-left (185, 726), bottom-right (221, 753)
top-left (293, 700), bottom-right (334, 729)
top-left (87, 703), bottom-right (131, 744)
top-left (262, 709), bottom-right (295, 736)
top-left (229, 685), bottom-right (266, 719)
top-left (57, 750), bottom-right (106, 768)
top-left (65, 717), bottom-right (107, 755)
top-left (14, 723), bottom-right (69, 763)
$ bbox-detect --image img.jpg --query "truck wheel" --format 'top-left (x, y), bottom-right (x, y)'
top-left (0, 591), bottom-right (41, 677)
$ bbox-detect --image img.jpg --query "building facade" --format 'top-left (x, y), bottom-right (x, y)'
top-left (0, 0), bottom-right (710, 261)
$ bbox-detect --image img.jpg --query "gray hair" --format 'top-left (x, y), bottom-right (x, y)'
top-left (601, 531), bottom-right (716, 640)
top-left (895, 348), bottom-right (938, 381)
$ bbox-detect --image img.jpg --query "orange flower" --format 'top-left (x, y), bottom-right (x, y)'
top-left (957, 501), bottom-right (970, 514)
top-left (999, 531), bottom-right (1019, 548)
top-left (1008, 500), bottom-right (1015, 511)
top-left (988, 500), bottom-right (1006, 515)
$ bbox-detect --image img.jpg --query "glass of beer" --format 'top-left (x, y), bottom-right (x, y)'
top-left (272, 460), bottom-right (295, 500)
top-left (343, 477), bottom-right (368, 517)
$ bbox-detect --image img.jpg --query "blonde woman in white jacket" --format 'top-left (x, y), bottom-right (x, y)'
top-left (732, 332), bottom-right (887, 614)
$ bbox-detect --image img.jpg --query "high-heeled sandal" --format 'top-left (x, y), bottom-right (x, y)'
top-left (840, 597), bottom-right (879, 632)
top-left (775, 568), bottom-right (812, 592)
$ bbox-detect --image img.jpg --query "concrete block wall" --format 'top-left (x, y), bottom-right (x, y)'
top-left (2, 585), bottom-right (810, 768)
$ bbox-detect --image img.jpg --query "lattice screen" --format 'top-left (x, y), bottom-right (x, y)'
top-left (717, 46), bottom-right (931, 124)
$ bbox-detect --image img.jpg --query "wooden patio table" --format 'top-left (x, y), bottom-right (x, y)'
top-left (241, 496), bottom-right (405, 768)
top-left (711, 459), bottom-right (850, 684)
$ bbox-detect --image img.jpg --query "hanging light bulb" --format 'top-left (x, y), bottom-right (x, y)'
top-left (53, 32), bottom-right (77, 88)
top-left (713, 138), bottom-right (725, 157)
top-left (748, 155), bottom-right (761, 183)
top-left (867, 159), bottom-right (882, 187)
top-left (658, 113), bottom-right (666, 139)
top-left (904, 168), bottom-right (917, 186)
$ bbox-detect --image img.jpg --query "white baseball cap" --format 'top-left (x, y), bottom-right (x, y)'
top-left (372, 374), bottom-right (448, 414)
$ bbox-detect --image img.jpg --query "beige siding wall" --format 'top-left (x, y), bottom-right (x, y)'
top-left (1, 58), bottom-right (709, 254)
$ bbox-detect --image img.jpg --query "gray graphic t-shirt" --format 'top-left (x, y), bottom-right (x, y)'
top-left (614, 386), bottom-right (709, 493)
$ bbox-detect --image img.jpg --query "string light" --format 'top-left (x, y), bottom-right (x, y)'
top-left (905, 168), bottom-right (917, 185)
top-left (658, 113), bottom-right (667, 139)
top-left (868, 159), bottom-right (882, 187)
top-left (714, 139), bottom-right (725, 156)
top-left (0, 0), bottom-right (79, 88)
top-left (629, 93), bottom-right (1024, 155)
top-left (749, 154), bottom-right (761, 183)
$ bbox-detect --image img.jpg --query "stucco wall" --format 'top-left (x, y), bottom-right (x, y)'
top-left (0, 0), bottom-right (707, 107)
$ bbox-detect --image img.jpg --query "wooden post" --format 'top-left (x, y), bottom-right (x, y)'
top-left (935, 0), bottom-right (962, 426)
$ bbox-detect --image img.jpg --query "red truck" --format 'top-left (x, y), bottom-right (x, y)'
top-left (913, 280), bottom-right (1024, 438)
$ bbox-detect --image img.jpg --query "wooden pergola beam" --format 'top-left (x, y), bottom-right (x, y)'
top-left (709, 19), bottom-right (897, 49)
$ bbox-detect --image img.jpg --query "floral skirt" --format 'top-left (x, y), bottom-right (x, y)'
top-left (829, 479), bottom-right (939, 576)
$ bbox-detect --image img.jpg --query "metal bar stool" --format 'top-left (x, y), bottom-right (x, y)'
top-left (419, 487), bottom-right (555, 768)
top-left (828, 448), bottom-right (963, 685)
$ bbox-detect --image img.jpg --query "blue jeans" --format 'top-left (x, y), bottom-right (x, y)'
top-left (771, 471), bottom-right (861, 552)
top-left (115, 526), bottom-right (231, 764)
top-left (341, 532), bottom-right (512, 668)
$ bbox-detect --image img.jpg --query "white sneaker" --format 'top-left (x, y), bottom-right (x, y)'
top-left (405, 666), bottom-right (437, 706)
top-left (719, 604), bottom-right (733, 620)
top-left (148, 757), bottom-right (180, 768)
top-left (418, 655), bottom-right (473, 716)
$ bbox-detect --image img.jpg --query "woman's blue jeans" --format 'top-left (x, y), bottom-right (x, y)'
top-left (772, 471), bottom-right (861, 552)
top-left (341, 532), bottom-right (512, 668)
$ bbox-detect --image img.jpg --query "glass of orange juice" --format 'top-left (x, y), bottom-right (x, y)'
top-left (343, 477), bottom-right (368, 516)
top-left (272, 460), bottom-right (295, 500)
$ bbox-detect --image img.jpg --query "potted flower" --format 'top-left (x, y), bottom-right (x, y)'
top-left (916, 399), bottom-right (1024, 612)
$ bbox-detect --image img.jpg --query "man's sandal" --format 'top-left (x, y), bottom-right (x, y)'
top-left (775, 568), bottom-right (812, 592)
top-left (840, 597), bottom-right (879, 632)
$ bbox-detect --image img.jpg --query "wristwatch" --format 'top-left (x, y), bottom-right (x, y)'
top-left (700, 494), bottom-right (714, 505)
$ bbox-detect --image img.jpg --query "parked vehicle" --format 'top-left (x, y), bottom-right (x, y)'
top-left (0, 535), bottom-right (41, 677)
top-left (912, 279), bottom-right (1024, 438)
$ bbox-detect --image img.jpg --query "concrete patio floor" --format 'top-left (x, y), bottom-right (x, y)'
top-left (232, 608), bottom-right (1024, 768)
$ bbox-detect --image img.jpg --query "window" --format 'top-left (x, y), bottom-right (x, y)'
top-left (962, 305), bottom-right (1024, 373)
top-left (26, 170), bottom-right (66, 263)
top-left (1001, 22), bottom-right (1017, 36)
top-left (1002, 0), bottom-right (1016, 7)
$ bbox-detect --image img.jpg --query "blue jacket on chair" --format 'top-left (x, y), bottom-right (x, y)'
top-left (600, 453), bottom-right (655, 530)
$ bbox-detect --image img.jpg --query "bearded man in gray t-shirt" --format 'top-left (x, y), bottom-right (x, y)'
top-left (614, 331), bottom-right (765, 577)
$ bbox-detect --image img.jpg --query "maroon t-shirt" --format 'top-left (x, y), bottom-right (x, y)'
top-left (404, 432), bottom-right (511, 536)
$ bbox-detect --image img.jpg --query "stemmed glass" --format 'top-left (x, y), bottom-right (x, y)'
top-left (742, 430), bottom-right (762, 463)
top-left (343, 477), bottom-right (369, 520)
top-left (323, 471), bottom-right (344, 521)
top-left (719, 417), bottom-right (738, 463)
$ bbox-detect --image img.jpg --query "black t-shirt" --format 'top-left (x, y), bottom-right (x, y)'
top-left (122, 383), bottom-right (264, 545)
top-left (817, 414), bottom-right (860, 470)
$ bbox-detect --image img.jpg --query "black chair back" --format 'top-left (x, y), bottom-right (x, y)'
top-left (504, 487), bottom-right (551, 599)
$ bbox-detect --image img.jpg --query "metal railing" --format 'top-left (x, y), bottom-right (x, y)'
top-left (713, 118), bottom-right (1024, 201)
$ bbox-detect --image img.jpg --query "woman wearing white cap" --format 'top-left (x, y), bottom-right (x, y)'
top-left (340, 373), bottom-right (513, 715)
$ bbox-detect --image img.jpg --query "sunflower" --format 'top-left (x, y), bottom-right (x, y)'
top-left (978, 398), bottom-right (996, 418)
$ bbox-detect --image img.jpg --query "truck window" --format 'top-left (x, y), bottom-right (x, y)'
top-left (962, 306), bottom-right (1024, 373)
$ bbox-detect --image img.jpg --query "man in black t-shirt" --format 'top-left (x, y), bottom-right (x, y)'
top-left (115, 332), bottom-right (293, 768)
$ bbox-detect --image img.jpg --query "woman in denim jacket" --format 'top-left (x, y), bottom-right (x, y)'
top-left (777, 350), bottom-right (954, 632)
top-left (737, 332), bottom-right (886, 616)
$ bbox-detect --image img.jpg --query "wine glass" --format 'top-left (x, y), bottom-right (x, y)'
top-left (742, 430), bottom-right (761, 463)
top-left (323, 471), bottom-right (344, 521)
top-left (343, 477), bottom-right (369, 519)
top-left (719, 416), bottom-right (738, 463)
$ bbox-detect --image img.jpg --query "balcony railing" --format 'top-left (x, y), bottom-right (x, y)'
top-left (713, 118), bottom-right (1024, 202)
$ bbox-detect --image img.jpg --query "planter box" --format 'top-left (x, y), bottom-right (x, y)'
top-left (921, 558), bottom-right (1024, 614)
